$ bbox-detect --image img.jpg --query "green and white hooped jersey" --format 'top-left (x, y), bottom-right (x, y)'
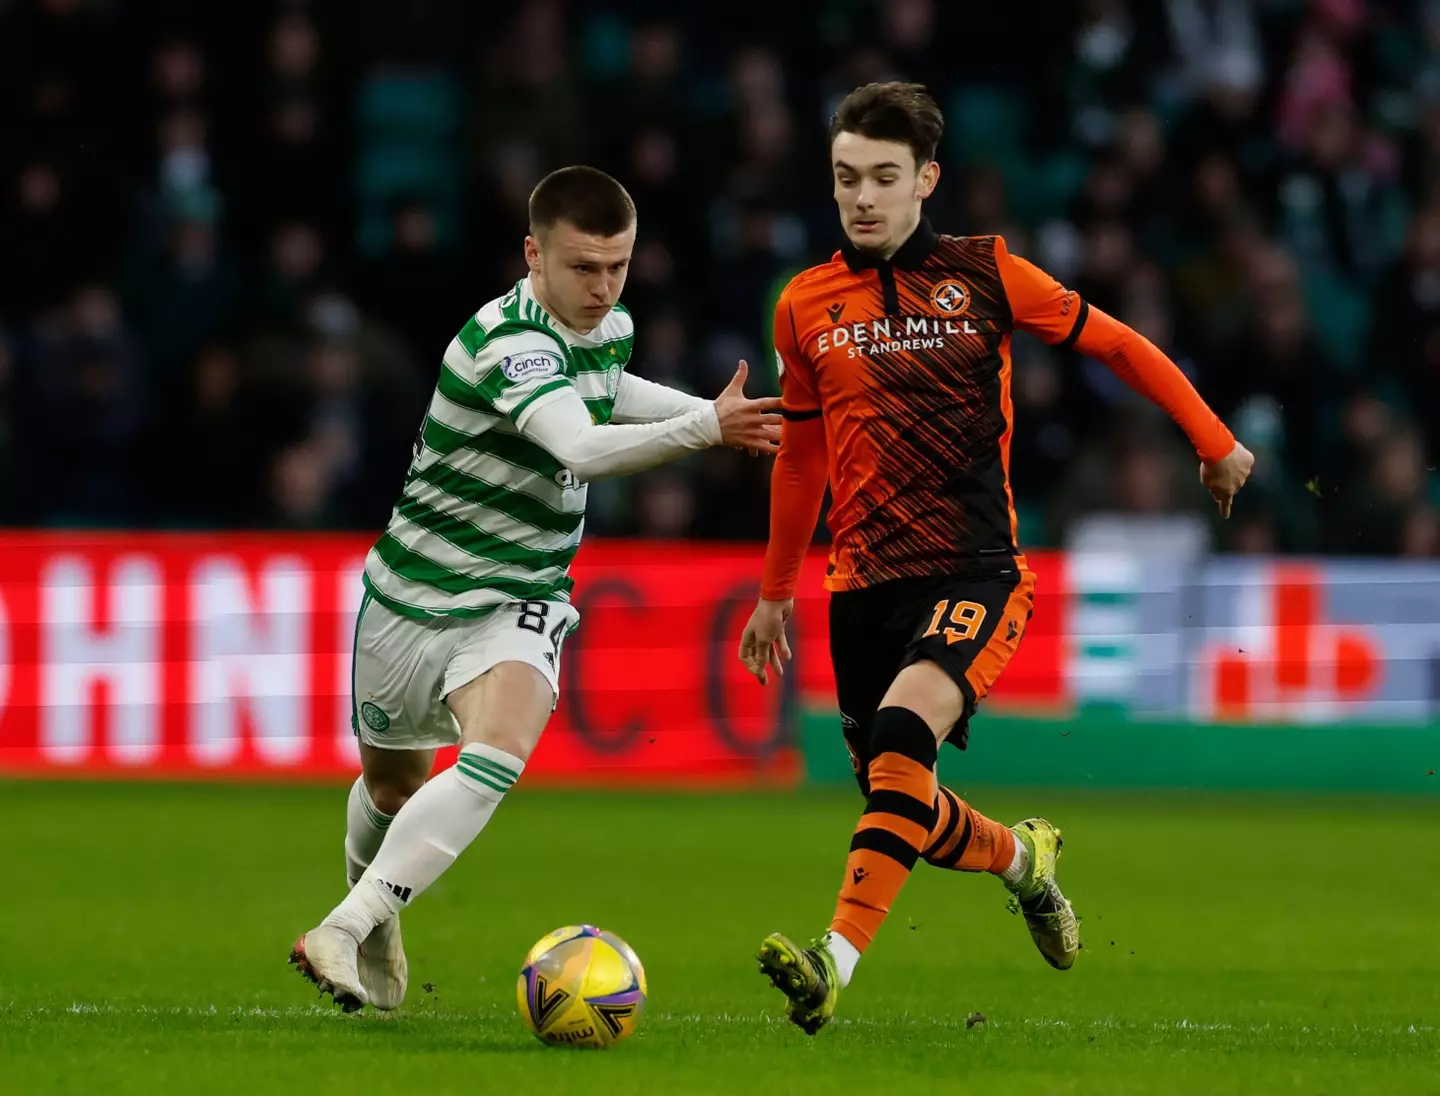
top-left (362, 276), bottom-right (633, 618)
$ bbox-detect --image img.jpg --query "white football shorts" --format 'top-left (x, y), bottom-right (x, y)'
top-left (350, 591), bottom-right (579, 751)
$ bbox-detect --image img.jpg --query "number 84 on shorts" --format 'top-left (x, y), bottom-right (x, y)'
top-left (350, 594), bottom-right (580, 751)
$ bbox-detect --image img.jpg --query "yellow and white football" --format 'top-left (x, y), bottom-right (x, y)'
top-left (517, 925), bottom-right (647, 1049)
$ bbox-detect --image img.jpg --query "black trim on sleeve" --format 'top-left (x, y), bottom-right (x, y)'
top-left (780, 408), bottom-right (822, 421)
top-left (992, 237), bottom-right (1015, 332)
top-left (1057, 299), bottom-right (1089, 351)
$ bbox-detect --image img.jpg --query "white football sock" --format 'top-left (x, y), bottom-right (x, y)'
top-left (344, 776), bottom-right (394, 887)
top-left (1000, 836), bottom-right (1030, 888)
top-left (823, 930), bottom-right (862, 988)
top-left (323, 743), bottom-right (524, 943)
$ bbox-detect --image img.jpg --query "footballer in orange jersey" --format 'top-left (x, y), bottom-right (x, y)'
top-left (739, 82), bottom-right (1254, 1034)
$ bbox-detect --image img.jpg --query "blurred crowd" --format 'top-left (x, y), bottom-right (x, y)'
top-left (2, 0), bottom-right (1438, 556)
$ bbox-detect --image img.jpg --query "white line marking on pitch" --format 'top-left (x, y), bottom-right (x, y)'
top-left (0, 1003), bottom-right (1429, 1039)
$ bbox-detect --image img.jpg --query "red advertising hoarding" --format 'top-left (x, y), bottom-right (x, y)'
top-left (0, 533), bottom-right (1065, 783)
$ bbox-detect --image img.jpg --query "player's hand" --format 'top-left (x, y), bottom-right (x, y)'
top-left (1200, 441), bottom-right (1255, 519)
top-left (714, 360), bottom-right (783, 453)
top-left (739, 597), bottom-right (794, 686)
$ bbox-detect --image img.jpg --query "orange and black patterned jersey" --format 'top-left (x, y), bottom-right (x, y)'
top-left (770, 222), bottom-right (1086, 592)
top-left (762, 220), bottom-right (1234, 598)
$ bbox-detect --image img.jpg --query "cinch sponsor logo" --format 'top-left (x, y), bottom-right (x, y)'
top-left (815, 316), bottom-right (982, 358)
top-left (500, 351), bottom-right (562, 383)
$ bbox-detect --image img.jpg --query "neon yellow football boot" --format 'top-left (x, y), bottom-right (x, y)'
top-left (757, 933), bottom-right (841, 1035)
top-left (1006, 817), bottom-right (1080, 970)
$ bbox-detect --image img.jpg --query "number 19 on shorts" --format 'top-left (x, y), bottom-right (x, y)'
top-left (923, 599), bottom-right (987, 645)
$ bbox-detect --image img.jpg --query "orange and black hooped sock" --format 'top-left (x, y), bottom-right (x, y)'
top-left (921, 785), bottom-right (1018, 874)
top-left (829, 706), bottom-right (938, 953)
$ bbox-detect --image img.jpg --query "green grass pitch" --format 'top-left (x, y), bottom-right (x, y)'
top-left (3, 780), bottom-right (1437, 1094)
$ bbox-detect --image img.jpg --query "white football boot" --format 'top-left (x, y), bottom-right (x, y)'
top-left (289, 925), bottom-right (368, 1012)
top-left (357, 916), bottom-right (408, 1011)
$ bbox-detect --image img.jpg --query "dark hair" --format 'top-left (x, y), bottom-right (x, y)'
top-left (829, 82), bottom-right (944, 165)
top-left (528, 165), bottom-right (636, 237)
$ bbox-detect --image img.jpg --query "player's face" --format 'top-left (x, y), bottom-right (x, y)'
top-left (525, 221), bottom-right (636, 333)
top-left (831, 132), bottom-right (939, 258)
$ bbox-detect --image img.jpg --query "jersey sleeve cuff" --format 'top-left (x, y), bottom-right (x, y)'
top-left (1197, 425), bottom-right (1237, 465)
top-left (759, 581), bottom-right (797, 600)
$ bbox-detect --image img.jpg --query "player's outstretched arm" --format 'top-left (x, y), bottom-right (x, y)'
top-left (739, 413), bottom-right (828, 685)
top-left (519, 361), bottom-right (780, 482)
top-left (1069, 310), bottom-right (1254, 517)
top-left (609, 372), bottom-right (712, 424)
top-left (996, 237), bottom-right (1253, 517)
top-left (610, 369), bottom-right (779, 460)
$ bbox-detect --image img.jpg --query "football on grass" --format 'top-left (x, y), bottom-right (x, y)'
top-left (517, 925), bottom-right (647, 1048)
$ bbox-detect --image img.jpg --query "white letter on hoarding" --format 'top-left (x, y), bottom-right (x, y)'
top-left (40, 555), bottom-right (162, 765)
top-left (0, 585), bottom-right (10, 727)
top-left (336, 558), bottom-right (367, 766)
top-left (190, 557), bottom-right (311, 767)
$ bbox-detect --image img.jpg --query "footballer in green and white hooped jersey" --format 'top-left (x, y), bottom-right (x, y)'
top-left (362, 272), bottom-right (632, 624)
top-left (350, 273), bottom-right (638, 758)
top-left (291, 166), bottom-right (783, 1016)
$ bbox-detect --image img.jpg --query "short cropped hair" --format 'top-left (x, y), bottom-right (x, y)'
top-left (528, 165), bottom-right (636, 237)
top-left (829, 82), bottom-right (945, 165)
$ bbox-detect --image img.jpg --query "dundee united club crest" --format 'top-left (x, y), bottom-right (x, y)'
top-left (929, 279), bottom-right (971, 315)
